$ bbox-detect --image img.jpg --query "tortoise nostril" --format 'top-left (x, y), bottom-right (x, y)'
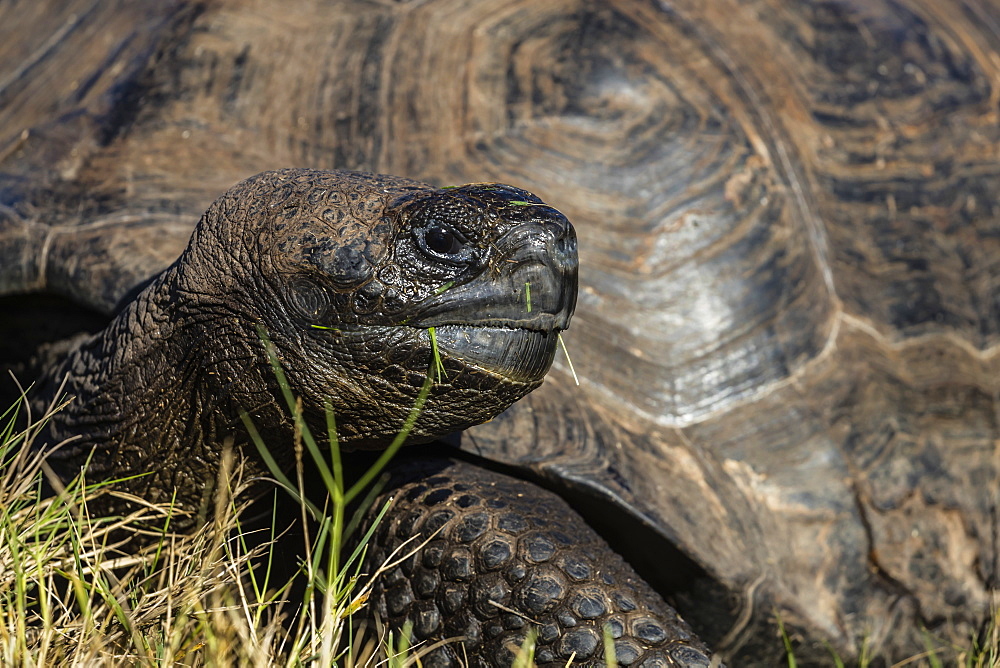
top-left (550, 234), bottom-right (578, 273)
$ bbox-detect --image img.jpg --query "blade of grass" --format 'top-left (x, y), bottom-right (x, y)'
top-left (776, 611), bottom-right (797, 668)
top-left (557, 333), bottom-right (580, 386)
top-left (428, 326), bottom-right (447, 383)
top-left (603, 624), bottom-right (620, 668)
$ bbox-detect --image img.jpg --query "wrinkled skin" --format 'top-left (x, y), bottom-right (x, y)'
top-left (2, 0), bottom-right (1000, 664)
top-left (31, 167), bottom-right (578, 512)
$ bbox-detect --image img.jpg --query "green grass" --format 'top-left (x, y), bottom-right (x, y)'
top-left (777, 607), bottom-right (1000, 668)
top-left (0, 326), bottom-right (456, 666)
top-left (0, 389), bottom-right (424, 666)
top-left (8, 329), bottom-right (999, 666)
top-left (1, 397), bottom-right (259, 665)
top-left (7, 395), bottom-right (1000, 667)
top-left (2, 407), bottom-right (344, 666)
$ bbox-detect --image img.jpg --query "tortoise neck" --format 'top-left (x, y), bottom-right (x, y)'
top-left (36, 269), bottom-right (276, 509)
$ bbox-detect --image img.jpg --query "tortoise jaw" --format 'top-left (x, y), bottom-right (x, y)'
top-left (430, 324), bottom-right (559, 383)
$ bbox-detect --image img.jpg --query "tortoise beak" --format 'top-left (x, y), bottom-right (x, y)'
top-left (413, 221), bottom-right (578, 332)
top-left (410, 219), bottom-right (578, 381)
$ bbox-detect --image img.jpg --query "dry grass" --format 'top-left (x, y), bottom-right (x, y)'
top-left (776, 605), bottom-right (1000, 668)
top-left (6, 389), bottom-right (1000, 668)
top-left (0, 328), bottom-right (453, 667)
top-left (18, 327), bottom-right (998, 668)
top-left (0, 390), bottom-right (419, 667)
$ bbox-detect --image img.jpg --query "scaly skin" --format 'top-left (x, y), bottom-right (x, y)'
top-left (32, 168), bottom-right (574, 510)
top-left (364, 458), bottom-right (715, 667)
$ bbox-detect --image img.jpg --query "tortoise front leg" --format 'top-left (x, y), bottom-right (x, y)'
top-left (362, 457), bottom-right (717, 667)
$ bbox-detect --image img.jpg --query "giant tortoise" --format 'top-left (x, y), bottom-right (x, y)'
top-left (1, 0), bottom-right (999, 664)
top-left (5, 162), bottom-right (722, 666)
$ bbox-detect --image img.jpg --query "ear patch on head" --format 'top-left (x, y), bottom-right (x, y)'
top-left (289, 278), bottom-right (331, 321)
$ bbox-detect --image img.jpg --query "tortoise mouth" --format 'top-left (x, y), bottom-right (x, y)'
top-left (430, 324), bottom-right (559, 383)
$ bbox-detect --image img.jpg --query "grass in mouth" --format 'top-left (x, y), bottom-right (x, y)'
top-left (426, 326), bottom-right (447, 384)
top-left (557, 332), bottom-right (580, 386)
top-left (432, 280), bottom-right (454, 296)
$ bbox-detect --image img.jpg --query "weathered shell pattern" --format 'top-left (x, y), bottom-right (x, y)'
top-left (1, 0), bottom-right (999, 662)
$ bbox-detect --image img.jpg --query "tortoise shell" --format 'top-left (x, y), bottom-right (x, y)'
top-left (1, 0), bottom-right (998, 662)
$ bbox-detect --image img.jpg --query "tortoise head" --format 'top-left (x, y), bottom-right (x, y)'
top-left (177, 168), bottom-right (577, 448)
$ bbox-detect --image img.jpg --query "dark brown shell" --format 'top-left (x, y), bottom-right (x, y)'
top-left (2, 0), bottom-right (999, 662)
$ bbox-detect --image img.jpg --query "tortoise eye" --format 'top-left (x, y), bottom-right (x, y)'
top-left (418, 223), bottom-right (471, 263)
top-left (426, 225), bottom-right (463, 255)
